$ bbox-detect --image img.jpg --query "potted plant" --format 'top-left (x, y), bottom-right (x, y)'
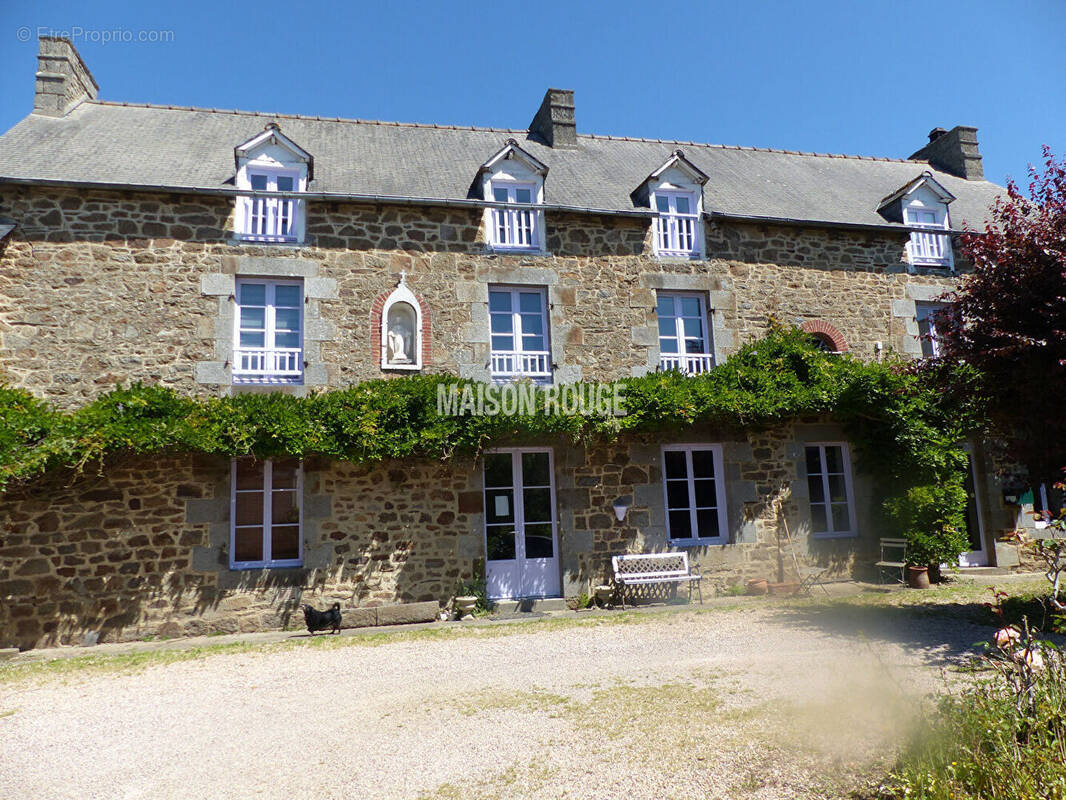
top-left (453, 577), bottom-right (489, 620)
top-left (885, 482), bottom-right (970, 588)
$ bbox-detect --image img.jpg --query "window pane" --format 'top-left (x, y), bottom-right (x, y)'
top-left (669, 510), bottom-right (693, 539)
top-left (524, 523), bottom-right (553, 558)
top-left (807, 475), bottom-right (825, 504)
top-left (515, 188), bottom-right (532, 204)
top-left (685, 339), bottom-right (705, 354)
top-left (235, 491), bottom-right (264, 525)
top-left (810, 504), bottom-right (828, 533)
top-left (275, 308), bottom-right (301, 332)
top-left (831, 503), bottom-right (851, 532)
top-left (240, 331), bottom-right (265, 348)
top-left (824, 446), bottom-right (844, 474)
top-left (518, 292), bottom-right (542, 313)
top-left (827, 474), bottom-right (847, 503)
top-left (683, 317), bottom-right (703, 339)
top-left (240, 307), bottom-right (266, 329)
top-left (491, 335), bottom-right (514, 352)
top-left (696, 508), bottom-right (720, 539)
top-left (520, 313), bottom-right (544, 335)
top-left (484, 454), bottom-right (513, 488)
top-left (486, 526), bottom-right (516, 561)
top-left (523, 487), bottom-right (552, 524)
top-left (657, 295), bottom-right (675, 317)
top-left (522, 334), bottom-right (545, 352)
top-left (658, 318), bottom-right (676, 338)
top-left (271, 526), bottom-right (300, 560)
top-left (679, 297), bottom-right (701, 317)
top-left (234, 527), bottom-right (263, 562)
top-left (488, 291), bottom-right (511, 313)
top-left (676, 196), bottom-right (691, 214)
top-left (664, 450), bottom-right (688, 480)
top-left (239, 283), bottom-right (266, 306)
top-left (274, 331), bottom-right (299, 349)
top-left (521, 452), bottom-right (550, 487)
top-left (666, 480), bottom-right (690, 509)
top-left (655, 195), bottom-right (670, 213)
top-left (276, 176), bottom-right (294, 192)
top-left (235, 459), bottom-right (264, 490)
top-left (271, 491), bottom-right (300, 525)
top-left (493, 187), bottom-right (509, 203)
top-left (485, 489), bottom-right (514, 524)
top-left (249, 175), bottom-right (268, 191)
top-left (805, 446), bottom-right (822, 476)
top-left (491, 314), bottom-right (513, 333)
top-left (693, 479), bottom-right (717, 508)
top-left (272, 459), bottom-right (299, 488)
top-left (659, 337), bottom-right (678, 353)
top-left (274, 285), bottom-right (300, 306)
top-left (691, 450), bottom-right (716, 479)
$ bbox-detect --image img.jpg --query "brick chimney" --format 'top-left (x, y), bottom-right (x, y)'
top-left (908, 125), bottom-right (984, 181)
top-left (34, 36), bottom-right (98, 117)
top-left (528, 88), bottom-right (577, 148)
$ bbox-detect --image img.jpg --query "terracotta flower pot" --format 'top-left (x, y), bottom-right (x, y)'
top-left (906, 565), bottom-right (931, 590)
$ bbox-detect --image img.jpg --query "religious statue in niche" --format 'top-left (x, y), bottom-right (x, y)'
top-left (380, 272), bottom-right (423, 370)
top-left (386, 302), bottom-right (416, 365)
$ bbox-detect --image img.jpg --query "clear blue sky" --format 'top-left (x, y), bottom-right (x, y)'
top-left (1, 0), bottom-right (1064, 187)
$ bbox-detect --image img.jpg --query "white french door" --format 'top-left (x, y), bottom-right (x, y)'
top-left (959, 447), bottom-right (988, 567)
top-left (483, 448), bottom-right (560, 599)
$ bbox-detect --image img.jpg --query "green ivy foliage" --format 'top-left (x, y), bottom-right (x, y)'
top-left (0, 328), bottom-right (987, 566)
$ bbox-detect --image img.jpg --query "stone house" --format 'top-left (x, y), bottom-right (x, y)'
top-left (0, 37), bottom-right (1028, 648)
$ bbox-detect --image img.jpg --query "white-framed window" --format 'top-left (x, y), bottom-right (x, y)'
top-left (804, 443), bottom-right (858, 538)
top-left (653, 191), bottom-right (701, 257)
top-left (231, 458), bottom-right (302, 569)
top-left (236, 169), bottom-right (305, 243)
top-left (489, 286), bottom-right (551, 382)
top-left (488, 181), bottom-right (541, 251)
top-left (915, 302), bottom-right (947, 358)
top-left (662, 444), bottom-right (729, 545)
top-left (656, 292), bottom-right (714, 374)
top-left (904, 203), bottom-right (952, 269)
top-left (233, 279), bottom-right (303, 384)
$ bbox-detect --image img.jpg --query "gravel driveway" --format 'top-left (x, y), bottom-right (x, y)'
top-left (0, 602), bottom-right (991, 800)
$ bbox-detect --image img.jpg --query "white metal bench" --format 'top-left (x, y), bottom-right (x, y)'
top-left (611, 552), bottom-right (703, 609)
top-left (875, 538), bottom-right (908, 584)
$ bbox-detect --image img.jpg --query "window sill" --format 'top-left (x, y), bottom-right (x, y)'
top-left (228, 235), bottom-right (308, 247)
top-left (230, 561), bottom-right (304, 570)
top-left (668, 538), bottom-right (727, 547)
top-left (811, 531), bottom-right (858, 540)
top-left (654, 252), bottom-right (703, 262)
top-left (381, 363), bottom-right (422, 372)
top-left (485, 245), bottom-right (551, 257)
top-left (232, 377), bottom-right (305, 386)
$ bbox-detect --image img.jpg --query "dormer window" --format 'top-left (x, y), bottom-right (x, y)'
top-left (636, 150), bottom-right (708, 259)
top-left (233, 123), bottom-right (312, 244)
top-left (478, 140), bottom-right (547, 253)
top-left (879, 173), bottom-right (955, 270)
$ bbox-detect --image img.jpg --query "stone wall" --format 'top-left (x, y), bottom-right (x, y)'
top-left (0, 185), bottom-right (961, 408)
top-left (2, 422), bottom-right (900, 650)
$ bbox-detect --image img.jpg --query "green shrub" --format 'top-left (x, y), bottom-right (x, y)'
top-left (884, 480), bottom-right (971, 568)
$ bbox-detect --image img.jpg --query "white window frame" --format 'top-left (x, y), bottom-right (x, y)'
top-left (488, 285), bottom-right (552, 382)
top-left (661, 444), bottom-right (729, 546)
top-left (804, 442), bottom-right (858, 539)
top-left (1034, 483), bottom-right (1051, 530)
top-left (915, 302), bottom-right (946, 358)
top-left (656, 291), bottom-right (715, 375)
top-left (230, 458), bottom-right (303, 570)
top-left (652, 189), bottom-right (702, 258)
top-left (487, 179), bottom-right (543, 252)
top-left (235, 167), bottom-right (307, 244)
top-left (233, 278), bottom-right (304, 384)
top-left (904, 199), bottom-right (953, 270)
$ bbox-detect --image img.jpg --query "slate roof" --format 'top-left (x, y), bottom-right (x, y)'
top-left (0, 100), bottom-right (1004, 231)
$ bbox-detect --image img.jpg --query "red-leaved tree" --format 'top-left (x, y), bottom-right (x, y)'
top-left (940, 147), bottom-right (1066, 490)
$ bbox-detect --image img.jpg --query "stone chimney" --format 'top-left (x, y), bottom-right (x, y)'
top-left (908, 125), bottom-right (984, 180)
top-left (34, 36), bottom-right (98, 117)
top-left (528, 88), bottom-right (577, 148)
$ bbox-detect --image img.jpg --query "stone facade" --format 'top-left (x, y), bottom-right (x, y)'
top-left (0, 185), bottom-right (961, 407)
top-left (0, 182), bottom-right (1020, 650)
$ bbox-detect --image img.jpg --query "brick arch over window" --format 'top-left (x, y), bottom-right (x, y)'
top-left (371, 285), bottom-right (432, 370)
top-left (800, 320), bottom-right (848, 353)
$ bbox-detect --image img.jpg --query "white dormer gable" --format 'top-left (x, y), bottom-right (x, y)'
top-left (478, 139), bottom-right (548, 252)
top-left (639, 150), bottom-right (708, 259)
top-left (880, 173), bottom-right (955, 270)
top-left (233, 123), bottom-right (312, 244)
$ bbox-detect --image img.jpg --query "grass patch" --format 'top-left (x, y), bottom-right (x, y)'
top-left (448, 687), bottom-right (571, 717)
